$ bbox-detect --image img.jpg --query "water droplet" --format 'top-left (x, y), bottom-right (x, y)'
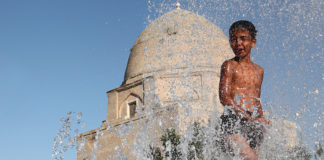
top-left (295, 112), bottom-right (299, 117)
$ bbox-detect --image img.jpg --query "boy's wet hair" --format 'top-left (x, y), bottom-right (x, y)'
top-left (229, 20), bottom-right (257, 39)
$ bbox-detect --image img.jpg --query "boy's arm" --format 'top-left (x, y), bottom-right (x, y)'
top-left (254, 67), bottom-right (270, 125)
top-left (219, 61), bottom-right (252, 120)
top-left (219, 61), bottom-right (233, 106)
top-left (256, 67), bottom-right (264, 118)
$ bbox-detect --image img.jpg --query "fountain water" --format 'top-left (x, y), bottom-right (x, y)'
top-left (53, 0), bottom-right (323, 159)
top-left (144, 1), bottom-right (323, 158)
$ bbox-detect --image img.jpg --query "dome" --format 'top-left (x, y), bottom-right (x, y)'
top-left (123, 9), bottom-right (232, 84)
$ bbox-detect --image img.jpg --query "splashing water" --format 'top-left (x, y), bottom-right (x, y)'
top-left (53, 0), bottom-right (323, 159)
top-left (52, 112), bottom-right (84, 160)
top-left (145, 0), bottom-right (323, 156)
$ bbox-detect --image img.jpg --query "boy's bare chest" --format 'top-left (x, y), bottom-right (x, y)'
top-left (232, 64), bottom-right (261, 87)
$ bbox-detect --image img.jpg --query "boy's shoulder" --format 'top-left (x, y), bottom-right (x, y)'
top-left (221, 59), bottom-right (264, 74)
top-left (221, 58), bottom-right (239, 68)
top-left (253, 63), bottom-right (264, 74)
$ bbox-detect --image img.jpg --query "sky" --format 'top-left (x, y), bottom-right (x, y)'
top-left (0, 1), bottom-right (148, 159)
top-left (0, 0), bottom-right (323, 160)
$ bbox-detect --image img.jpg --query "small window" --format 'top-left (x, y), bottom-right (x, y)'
top-left (128, 101), bottom-right (137, 118)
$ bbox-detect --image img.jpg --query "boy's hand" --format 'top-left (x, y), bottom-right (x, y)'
top-left (242, 112), bottom-right (253, 121)
top-left (233, 106), bottom-right (253, 121)
top-left (254, 117), bottom-right (270, 126)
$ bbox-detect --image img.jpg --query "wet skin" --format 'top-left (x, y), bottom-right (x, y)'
top-left (219, 29), bottom-right (269, 160)
top-left (219, 29), bottom-right (268, 123)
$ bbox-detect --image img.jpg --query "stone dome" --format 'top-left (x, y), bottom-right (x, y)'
top-left (123, 9), bottom-right (232, 84)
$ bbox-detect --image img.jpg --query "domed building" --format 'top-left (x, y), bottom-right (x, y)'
top-left (77, 7), bottom-right (297, 160)
top-left (78, 8), bottom-right (232, 159)
top-left (107, 8), bottom-right (232, 124)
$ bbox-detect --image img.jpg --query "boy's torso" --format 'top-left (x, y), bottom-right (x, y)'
top-left (229, 60), bottom-right (263, 113)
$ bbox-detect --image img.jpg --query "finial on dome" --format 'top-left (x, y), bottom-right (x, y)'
top-left (176, 2), bottom-right (181, 9)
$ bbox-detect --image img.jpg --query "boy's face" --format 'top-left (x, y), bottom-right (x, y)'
top-left (229, 29), bottom-right (256, 59)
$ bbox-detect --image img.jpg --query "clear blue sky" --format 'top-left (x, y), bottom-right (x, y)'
top-left (0, 1), bottom-right (148, 159)
top-left (0, 0), bottom-right (322, 160)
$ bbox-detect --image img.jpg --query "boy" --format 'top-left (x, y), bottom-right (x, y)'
top-left (219, 20), bottom-right (269, 160)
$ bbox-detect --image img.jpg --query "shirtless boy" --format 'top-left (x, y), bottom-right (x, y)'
top-left (219, 20), bottom-right (269, 160)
